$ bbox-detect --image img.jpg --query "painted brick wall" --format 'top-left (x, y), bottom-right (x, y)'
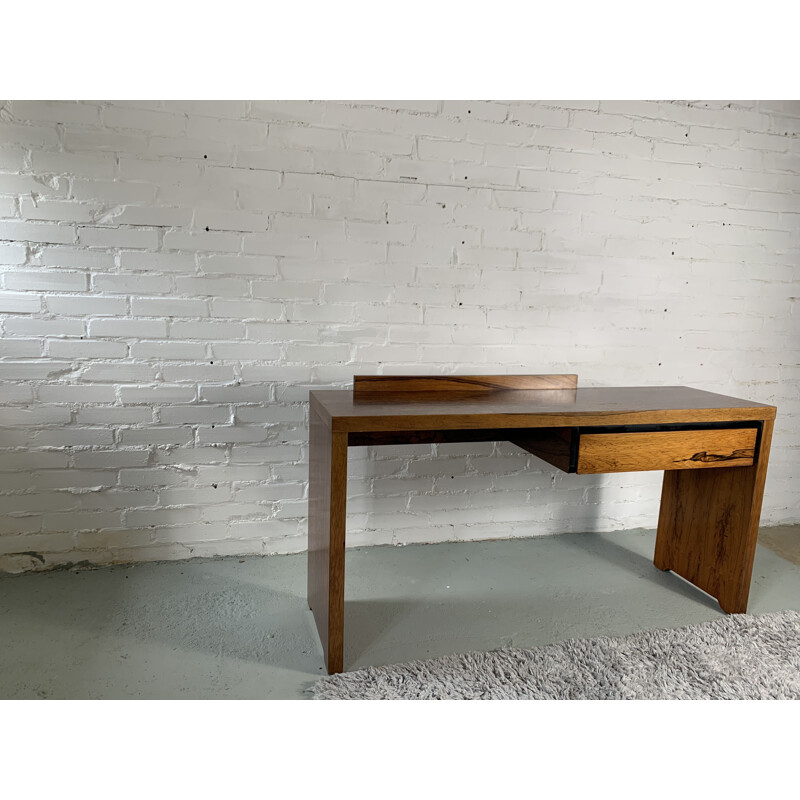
top-left (1, 99), bottom-right (798, 572)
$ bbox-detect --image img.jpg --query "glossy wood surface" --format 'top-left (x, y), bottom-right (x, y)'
top-left (577, 428), bottom-right (757, 474)
top-left (654, 418), bottom-right (774, 613)
top-left (308, 379), bottom-right (777, 673)
top-left (353, 373), bottom-right (578, 397)
top-left (312, 386), bottom-right (775, 433)
top-left (307, 405), bottom-right (348, 674)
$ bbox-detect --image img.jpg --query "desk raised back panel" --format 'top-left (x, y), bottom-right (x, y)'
top-left (353, 373), bottom-right (578, 397)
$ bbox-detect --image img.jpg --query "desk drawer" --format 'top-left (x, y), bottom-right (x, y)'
top-left (576, 428), bottom-right (757, 474)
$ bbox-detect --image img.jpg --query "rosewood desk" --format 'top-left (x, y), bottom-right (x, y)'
top-left (307, 375), bottom-right (776, 674)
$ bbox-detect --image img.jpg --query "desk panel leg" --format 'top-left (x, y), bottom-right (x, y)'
top-left (307, 407), bottom-right (348, 674)
top-left (654, 419), bottom-right (774, 613)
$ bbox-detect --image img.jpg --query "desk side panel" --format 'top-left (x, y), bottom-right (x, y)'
top-left (308, 405), bottom-right (348, 673)
top-left (654, 417), bottom-right (775, 613)
top-left (309, 391), bottom-right (333, 427)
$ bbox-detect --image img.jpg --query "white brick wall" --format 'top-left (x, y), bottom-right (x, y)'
top-left (1, 99), bottom-right (798, 573)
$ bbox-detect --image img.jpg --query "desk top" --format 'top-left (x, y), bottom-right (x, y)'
top-left (310, 386), bottom-right (776, 433)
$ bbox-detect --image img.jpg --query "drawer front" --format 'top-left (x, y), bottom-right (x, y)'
top-left (576, 428), bottom-right (757, 474)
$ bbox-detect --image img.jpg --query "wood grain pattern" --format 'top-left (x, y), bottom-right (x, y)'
top-left (654, 418), bottom-right (774, 613)
top-left (313, 386), bottom-right (776, 433)
top-left (307, 405), bottom-right (348, 674)
top-left (353, 374), bottom-right (578, 397)
top-left (308, 382), bottom-right (777, 673)
top-left (577, 428), bottom-right (757, 474)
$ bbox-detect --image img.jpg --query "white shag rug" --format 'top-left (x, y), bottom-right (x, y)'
top-left (313, 610), bottom-right (800, 699)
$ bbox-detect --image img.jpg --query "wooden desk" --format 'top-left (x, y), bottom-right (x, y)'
top-left (308, 375), bottom-right (776, 674)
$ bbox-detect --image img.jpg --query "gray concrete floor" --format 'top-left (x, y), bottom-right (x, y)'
top-left (1, 526), bottom-right (799, 699)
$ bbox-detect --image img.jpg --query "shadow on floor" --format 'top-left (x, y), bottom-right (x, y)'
top-left (3, 567), bottom-right (319, 673)
top-left (758, 526), bottom-right (800, 567)
top-left (556, 530), bottom-right (722, 611)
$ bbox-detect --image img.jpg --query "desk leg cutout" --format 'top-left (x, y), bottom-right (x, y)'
top-left (654, 418), bottom-right (774, 613)
top-left (307, 407), bottom-right (348, 674)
